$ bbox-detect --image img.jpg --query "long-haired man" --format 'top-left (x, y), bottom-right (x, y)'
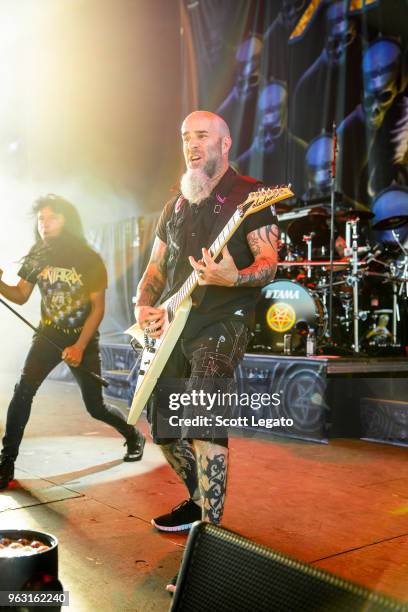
top-left (0, 194), bottom-right (145, 489)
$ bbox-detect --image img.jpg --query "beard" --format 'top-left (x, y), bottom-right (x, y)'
top-left (180, 142), bottom-right (222, 203)
top-left (180, 167), bottom-right (215, 203)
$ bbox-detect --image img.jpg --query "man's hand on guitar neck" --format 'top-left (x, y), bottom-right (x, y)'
top-left (189, 246), bottom-right (239, 287)
top-left (189, 222), bottom-right (279, 288)
top-left (134, 305), bottom-right (165, 338)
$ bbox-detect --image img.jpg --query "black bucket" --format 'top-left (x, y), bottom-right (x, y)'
top-left (0, 529), bottom-right (59, 592)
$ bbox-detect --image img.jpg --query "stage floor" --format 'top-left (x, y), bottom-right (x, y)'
top-left (0, 373), bottom-right (407, 610)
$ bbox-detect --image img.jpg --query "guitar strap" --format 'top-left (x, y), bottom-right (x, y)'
top-left (206, 174), bottom-right (262, 251)
top-left (191, 172), bottom-right (262, 307)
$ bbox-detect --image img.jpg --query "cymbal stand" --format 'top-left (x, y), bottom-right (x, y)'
top-left (342, 296), bottom-right (353, 334)
top-left (392, 279), bottom-right (398, 345)
top-left (399, 256), bottom-right (408, 299)
top-left (350, 218), bottom-right (360, 353)
top-left (345, 220), bottom-right (351, 249)
top-left (304, 234), bottom-right (313, 279)
top-left (387, 229), bottom-right (408, 300)
top-left (392, 229), bottom-right (408, 346)
top-left (282, 231), bottom-right (296, 262)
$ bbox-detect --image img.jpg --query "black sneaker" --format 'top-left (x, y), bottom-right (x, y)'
top-left (152, 499), bottom-right (201, 532)
top-left (123, 429), bottom-right (145, 462)
top-left (0, 456), bottom-right (15, 490)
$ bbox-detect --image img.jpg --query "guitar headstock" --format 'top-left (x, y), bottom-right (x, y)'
top-left (239, 185), bottom-right (294, 217)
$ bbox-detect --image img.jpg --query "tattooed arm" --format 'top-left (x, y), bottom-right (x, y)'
top-left (134, 237), bottom-right (168, 337)
top-left (189, 224), bottom-right (279, 287)
top-left (236, 224), bottom-right (279, 286)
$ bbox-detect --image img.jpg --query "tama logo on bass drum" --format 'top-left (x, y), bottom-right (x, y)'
top-left (265, 289), bottom-right (300, 300)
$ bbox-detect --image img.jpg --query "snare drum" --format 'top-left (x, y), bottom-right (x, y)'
top-left (250, 279), bottom-right (327, 353)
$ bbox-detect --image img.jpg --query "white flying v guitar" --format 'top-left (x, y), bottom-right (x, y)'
top-left (125, 185), bottom-right (294, 424)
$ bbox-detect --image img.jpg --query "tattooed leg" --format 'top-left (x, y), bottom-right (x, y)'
top-left (161, 439), bottom-right (200, 502)
top-left (193, 440), bottom-right (228, 524)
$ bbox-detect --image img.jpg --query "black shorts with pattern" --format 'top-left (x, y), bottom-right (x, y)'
top-left (147, 319), bottom-right (250, 447)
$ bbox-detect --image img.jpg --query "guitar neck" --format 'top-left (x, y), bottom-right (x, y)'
top-left (168, 207), bottom-right (244, 314)
top-left (165, 185), bottom-right (293, 317)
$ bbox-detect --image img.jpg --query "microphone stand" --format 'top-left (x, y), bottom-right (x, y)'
top-left (319, 124), bottom-right (354, 356)
top-left (0, 297), bottom-right (109, 387)
top-left (328, 122), bottom-right (337, 342)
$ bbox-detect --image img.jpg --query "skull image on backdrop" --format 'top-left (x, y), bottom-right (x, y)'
top-left (338, 37), bottom-right (408, 205)
top-left (362, 38), bottom-right (405, 130)
top-left (237, 80), bottom-right (306, 195)
top-left (216, 34), bottom-right (264, 158)
top-left (303, 133), bottom-right (333, 200)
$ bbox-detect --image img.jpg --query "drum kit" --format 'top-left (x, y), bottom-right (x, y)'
top-left (250, 194), bottom-right (408, 356)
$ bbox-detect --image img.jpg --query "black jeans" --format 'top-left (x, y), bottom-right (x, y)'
top-left (148, 319), bottom-right (250, 446)
top-left (1, 326), bottom-right (135, 460)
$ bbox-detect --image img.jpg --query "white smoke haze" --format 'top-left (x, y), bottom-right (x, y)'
top-left (0, 1), bottom-right (157, 375)
top-left (0, 1), bottom-right (183, 378)
top-left (0, 177), bottom-right (40, 375)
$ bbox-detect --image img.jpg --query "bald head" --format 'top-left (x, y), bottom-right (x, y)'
top-left (182, 111), bottom-right (231, 138)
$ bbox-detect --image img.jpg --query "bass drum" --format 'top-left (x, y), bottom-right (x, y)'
top-left (250, 279), bottom-right (327, 353)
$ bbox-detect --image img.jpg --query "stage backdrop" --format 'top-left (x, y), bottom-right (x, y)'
top-left (181, 0), bottom-right (408, 238)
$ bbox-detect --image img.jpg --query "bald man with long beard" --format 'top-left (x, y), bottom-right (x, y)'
top-left (134, 111), bottom-right (279, 590)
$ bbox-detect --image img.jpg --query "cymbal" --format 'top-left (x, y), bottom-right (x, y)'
top-left (308, 206), bottom-right (330, 216)
top-left (274, 200), bottom-right (292, 213)
top-left (335, 206), bottom-right (374, 222)
top-left (273, 195), bottom-right (302, 214)
top-left (372, 215), bottom-right (408, 230)
top-left (300, 192), bottom-right (374, 222)
top-left (372, 189), bottom-right (408, 230)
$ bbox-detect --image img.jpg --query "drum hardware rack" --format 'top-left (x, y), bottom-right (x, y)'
top-left (254, 195), bottom-right (408, 357)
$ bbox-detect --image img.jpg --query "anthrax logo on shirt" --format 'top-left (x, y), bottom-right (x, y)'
top-left (38, 266), bottom-right (83, 287)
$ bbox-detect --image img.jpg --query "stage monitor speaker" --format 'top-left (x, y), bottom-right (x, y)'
top-left (170, 522), bottom-right (407, 612)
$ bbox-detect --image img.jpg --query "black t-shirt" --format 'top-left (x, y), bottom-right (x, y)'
top-left (156, 167), bottom-right (279, 334)
top-left (18, 235), bottom-right (107, 334)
